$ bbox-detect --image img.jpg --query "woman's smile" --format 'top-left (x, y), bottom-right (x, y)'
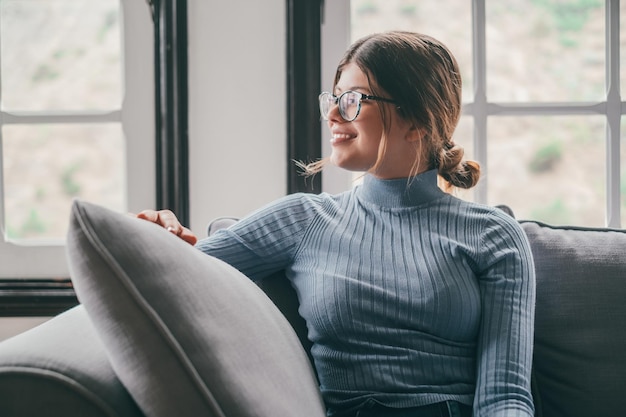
top-left (330, 131), bottom-right (357, 145)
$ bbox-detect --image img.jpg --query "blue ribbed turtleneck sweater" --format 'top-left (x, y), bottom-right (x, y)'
top-left (196, 170), bottom-right (535, 417)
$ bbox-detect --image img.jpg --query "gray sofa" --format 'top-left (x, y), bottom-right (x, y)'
top-left (1, 201), bottom-right (625, 417)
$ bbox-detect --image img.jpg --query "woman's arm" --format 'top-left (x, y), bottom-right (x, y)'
top-left (195, 193), bottom-right (324, 282)
top-left (474, 211), bottom-right (536, 417)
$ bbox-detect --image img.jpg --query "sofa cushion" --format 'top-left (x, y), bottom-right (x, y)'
top-left (521, 221), bottom-right (626, 417)
top-left (0, 305), bottom-right (143, 417)
top-left (66, 200), bottom-right (325, 417)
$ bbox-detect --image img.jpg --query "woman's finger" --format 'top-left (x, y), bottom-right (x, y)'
top-left (136, 209), bottom-right (197, 245)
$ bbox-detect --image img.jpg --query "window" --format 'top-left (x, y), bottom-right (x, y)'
top-left (322, 0), bottom-right (625, 228)
top-left (0, 0), bottom-right (155, 278)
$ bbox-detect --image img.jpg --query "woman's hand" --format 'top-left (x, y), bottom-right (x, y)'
top-left (136, 209), bottom-right (198, 245)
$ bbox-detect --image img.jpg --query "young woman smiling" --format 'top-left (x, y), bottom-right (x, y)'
top-left (139, 31), bottom-right (536, 417)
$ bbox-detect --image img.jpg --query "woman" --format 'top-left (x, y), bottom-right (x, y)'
top-left (139, 31), bottom-right (535, 417)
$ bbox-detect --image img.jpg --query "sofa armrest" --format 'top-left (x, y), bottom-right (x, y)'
top-left (0, 305), bottom-right (143, 417)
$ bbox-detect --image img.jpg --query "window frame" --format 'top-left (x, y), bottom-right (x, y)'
top-left (286, 0), bottom-right (323, 193)
top-left (152, 0), bottom-right (190, 225)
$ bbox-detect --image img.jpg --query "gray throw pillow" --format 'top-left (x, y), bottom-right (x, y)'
top-left (521, 221), bottom-right (626, 417)
top-left (66, 200), bottom-right (325, 417)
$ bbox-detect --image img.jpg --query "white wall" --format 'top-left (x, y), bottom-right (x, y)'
top-left (187, 0), bottom-right (287, 236)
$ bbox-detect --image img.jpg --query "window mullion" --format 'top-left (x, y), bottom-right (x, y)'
top-left (488, 102), bottom-right (606, 116)
top-left (471, 0), bottom-right (488, 204)
top-left (1, 111), bottom-right (122, 125)
top-left (606, 0), bottom-right (621, 228)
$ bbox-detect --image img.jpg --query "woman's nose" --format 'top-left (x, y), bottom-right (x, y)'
top-left (327, 101), bottom-right (344, 123)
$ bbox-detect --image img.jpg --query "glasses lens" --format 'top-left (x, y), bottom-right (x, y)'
top-left (339, 91), bottom-right (360, 121)
top-left (319, 92), bottom-right (333, 120)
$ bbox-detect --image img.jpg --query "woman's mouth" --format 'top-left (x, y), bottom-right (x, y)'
top-left (331, 132), bottom-right (356, 145)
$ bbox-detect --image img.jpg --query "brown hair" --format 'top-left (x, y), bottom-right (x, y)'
top-left (304, 31), bottom-right (480, 190)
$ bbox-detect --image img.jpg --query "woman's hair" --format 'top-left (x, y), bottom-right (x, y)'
top-left (303, 31), bottom-right (480, 190)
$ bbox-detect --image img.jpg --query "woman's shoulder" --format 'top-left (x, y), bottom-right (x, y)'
top-left (236, 190), bottom-right (350, 228)
top-left (268, 190), bottom-right (348, 211)
top-left (445, 196), bottom-right (525, 235)
top-left (446, 195), bottom-right (515, 218)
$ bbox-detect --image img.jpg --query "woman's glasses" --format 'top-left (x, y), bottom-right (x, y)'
top-left (318, 90), bottom-right (397, 122)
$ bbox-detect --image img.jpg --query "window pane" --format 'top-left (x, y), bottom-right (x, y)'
top-left (487, 116), bottom-right (605, 226)
top-left (487, 0), bottom-right (605, 102)
top-left (0, 0), bottom-right (122, 111)
top-left (350, 0), bottom-right (473, 103)
top-left (2, 124), bottom-right (126, 241)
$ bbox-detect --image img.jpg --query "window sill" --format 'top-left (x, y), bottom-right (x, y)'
top-left (0, 279), bottom-right (78, 317)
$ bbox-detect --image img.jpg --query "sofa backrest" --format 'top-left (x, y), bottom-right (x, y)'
top-left (521, 221), bottom-right (626, 417)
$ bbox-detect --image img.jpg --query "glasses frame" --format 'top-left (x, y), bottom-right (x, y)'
top-left (319, 90), bottom-right (397, 122)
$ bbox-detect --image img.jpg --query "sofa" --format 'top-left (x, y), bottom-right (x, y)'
top-left (0, 200), bottom-right (625, 417)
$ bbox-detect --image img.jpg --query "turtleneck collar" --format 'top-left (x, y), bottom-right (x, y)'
top-left (356, 169), bottom-right (446, 208)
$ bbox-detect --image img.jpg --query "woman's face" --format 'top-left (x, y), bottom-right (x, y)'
top-left (326, 63), bottom-right (422, 179)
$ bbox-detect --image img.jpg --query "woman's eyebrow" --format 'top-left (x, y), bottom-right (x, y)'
top-left (334, 85), bottom-right (370, 94)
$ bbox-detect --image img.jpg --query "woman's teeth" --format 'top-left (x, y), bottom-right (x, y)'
top-left (331, 133), bottom-right (354, 144)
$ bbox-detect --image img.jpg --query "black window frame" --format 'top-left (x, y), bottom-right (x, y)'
top-left (286, 0), bottom-right (324, 194)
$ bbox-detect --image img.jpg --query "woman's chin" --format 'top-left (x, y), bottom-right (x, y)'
top-left (330, 154), bottom-right (367, 173)
top-left (329, 153), bottom-right (351, 171)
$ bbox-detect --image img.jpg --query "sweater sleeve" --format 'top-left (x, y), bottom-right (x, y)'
top-left (194, 193), bottom-right (320, 281)
top-left (473, 210), bottom-right (536, 417)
